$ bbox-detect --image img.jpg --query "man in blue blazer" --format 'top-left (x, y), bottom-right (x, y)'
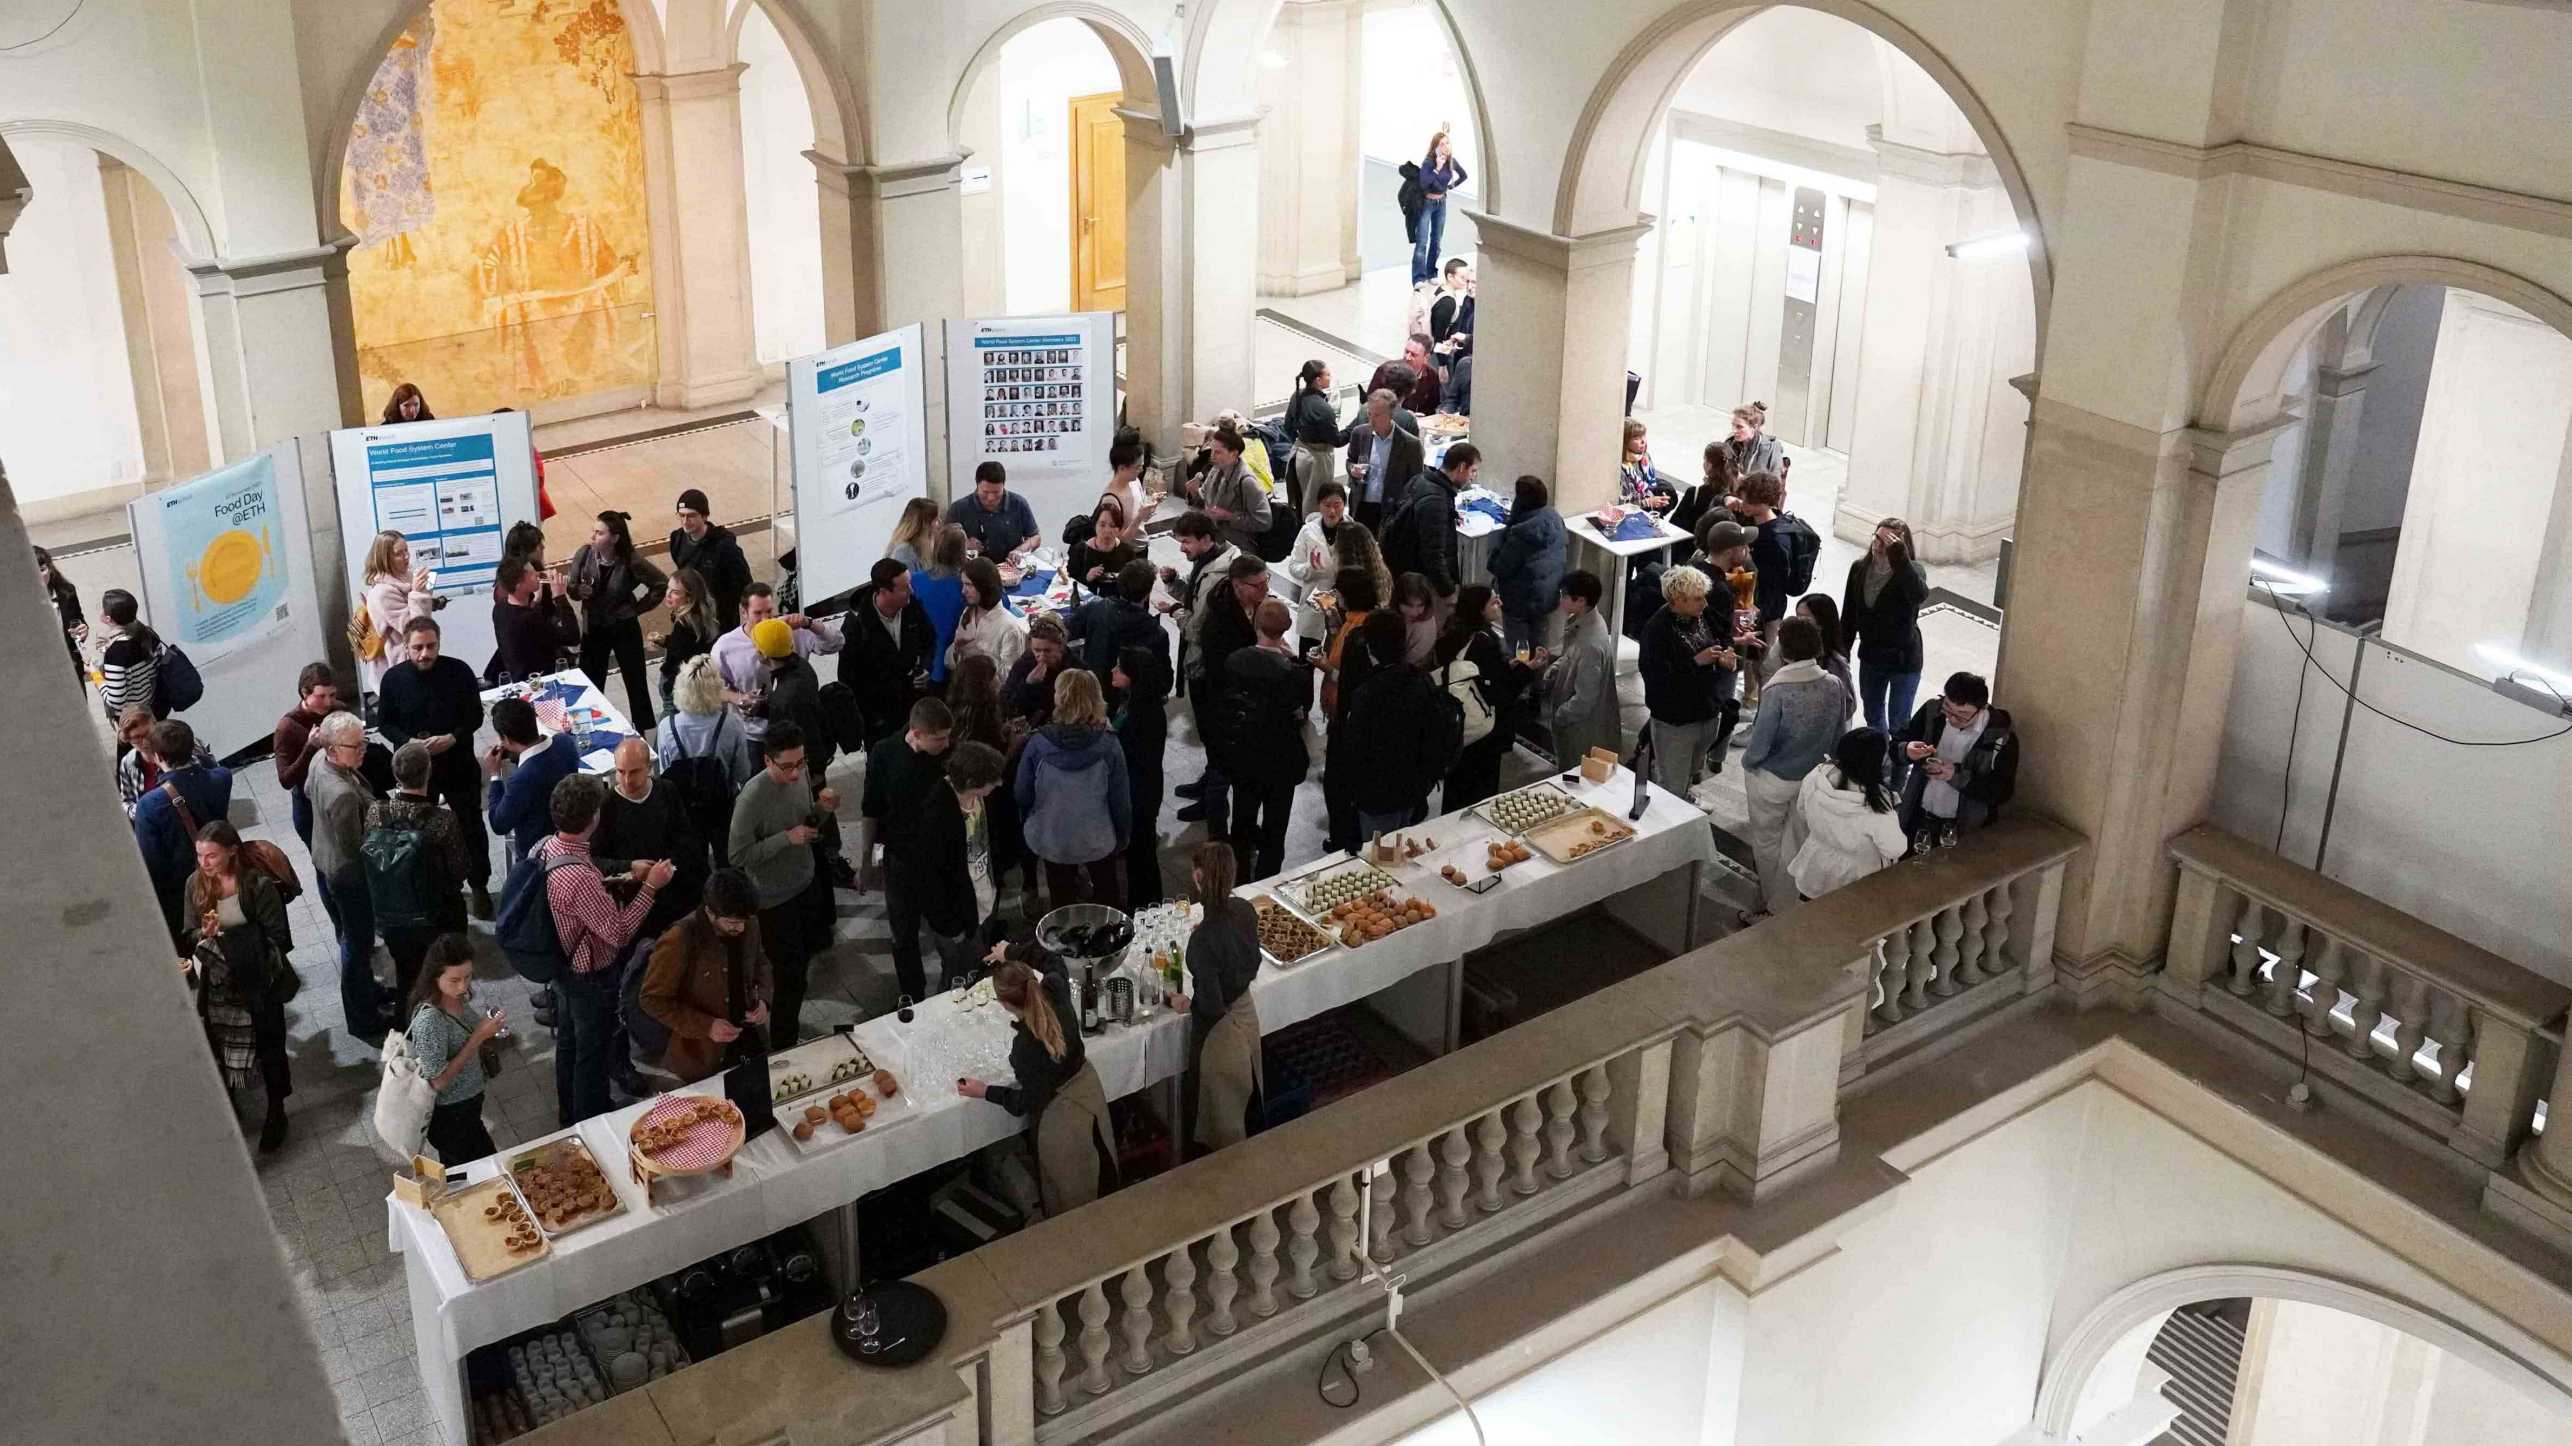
top-left (482, 697), bottom-right (580, 865)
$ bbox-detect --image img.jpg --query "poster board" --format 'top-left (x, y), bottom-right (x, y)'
top-left (786, 323), bottom-right (929, 607)
top-left (942, 312), bottom-right (1118, 531)
top-left (328, 411), bottom-right (542, 678)
top-left (126, 441), bottom-right (332, 759)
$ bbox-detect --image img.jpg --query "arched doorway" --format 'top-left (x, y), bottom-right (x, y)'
top-left (331, 0), bottom-right (665, 423)
top-left (732, 0), bottom-right (832, 375)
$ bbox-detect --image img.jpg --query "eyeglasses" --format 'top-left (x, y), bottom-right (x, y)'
top-left (768, 753), bottom-right (806, 772)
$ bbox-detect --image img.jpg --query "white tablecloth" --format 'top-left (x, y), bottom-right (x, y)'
top-left (392, 768), bottom-right (1712, 1445)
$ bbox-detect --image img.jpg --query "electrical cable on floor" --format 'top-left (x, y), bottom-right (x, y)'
top-left (1388, 1324), bottom-right (1489, 1446)
top-left (2260, 583), bottom-right (2572, 748)
top-left (1317, 1329), bottom-right (1384, 1409)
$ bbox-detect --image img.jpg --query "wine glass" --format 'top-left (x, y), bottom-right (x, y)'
top-left (896, 993), bottom-right (915, 1025)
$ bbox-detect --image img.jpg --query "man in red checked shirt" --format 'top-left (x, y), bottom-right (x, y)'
top-left (539, 773), bottom-right (673, 1126)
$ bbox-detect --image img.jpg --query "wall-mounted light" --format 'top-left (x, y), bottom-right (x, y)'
top-left (2249, 557), bottom-right (2330, 595)
top-left (2475, 643), bottom-right (2572, 715)
top-left (1944, 230), bottom-right (2030, 263)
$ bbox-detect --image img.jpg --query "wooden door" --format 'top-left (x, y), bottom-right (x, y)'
top-left (1069, 92), bottom-right (1127, 314)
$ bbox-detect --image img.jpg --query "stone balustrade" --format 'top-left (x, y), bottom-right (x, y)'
top-left (2162, 827), bottom-right (2570, 1205)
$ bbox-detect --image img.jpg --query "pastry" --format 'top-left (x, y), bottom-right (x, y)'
top-left (803, 1106), bottom-right (827, 1126)
top-left (793, 1121), bottom-right (815, 1141)
top-left (872, 1069), bottom-right (899, 1097)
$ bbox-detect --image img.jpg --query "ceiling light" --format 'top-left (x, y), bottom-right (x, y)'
top-left (1944, 230), bottom-right (2029, 262)
top-left (2249, 557), bottom-right (2329, 595)
top-left (2475, 642), bottom-right (2572, 694)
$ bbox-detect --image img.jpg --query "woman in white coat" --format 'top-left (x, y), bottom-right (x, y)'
top-left (1783, 727), bottom-right (1910, 901)
top-left (1282, 480), bottom-right (1354, 641)
top-left (949, 556), bottom-right (1030, 678)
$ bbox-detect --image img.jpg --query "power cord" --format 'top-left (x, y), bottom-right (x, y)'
top-left (1317, 1328), bottom-right (1383, 1409)
top-left (2260, 583), bottom-right (2572, 748)
top-left (1389, 1323), bottom-right (1490, 1445)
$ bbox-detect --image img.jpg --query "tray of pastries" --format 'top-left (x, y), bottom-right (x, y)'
top-left (1472, 780), bottom-right (1581, 836)
top-left (429, 1174), bottom-right (550, 1281)
top-left (769, 1031), bottom-right (881, 1105)
top-left (1251, 894), bottom-right (1335, 965)
top-left (1316, 889), bottom-right (1437, 949)
top-left (1277, 856), bottom-right (1406, 916)
top-left (506, 1136), bottom-right (626, 1239)
top-left (1522, 806), bottom-right (1637, 865)
top-left (783, 1068), bottom-right (907, 1153)
top-left (629, 1095), bottom-right (745, 1176)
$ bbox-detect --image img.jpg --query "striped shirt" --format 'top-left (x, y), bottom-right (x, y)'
top-left (99, 632), bottom-right (157, 722)
top-left (539, 835), bottom-right (661, 974)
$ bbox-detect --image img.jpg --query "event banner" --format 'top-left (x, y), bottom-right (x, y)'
top-left (150, 451), bottom-right (290, 648)
top-left (329, 411), bottom-right (542, 677)
top-left (787, 322), bottom-right (929, 608)
top-left (941, 312), bottom-right (1117, 530)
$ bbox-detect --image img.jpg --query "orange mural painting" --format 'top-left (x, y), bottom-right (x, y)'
top-left (341, 0), bottom-right (654, 418)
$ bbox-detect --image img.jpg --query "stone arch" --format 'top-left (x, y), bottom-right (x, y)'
top-left (315, 0), bottom-right (668, 229)
top-left (724, 0), bottom-right (861, 163)
top-left (2032, 1264), bottom-right (2572, 1437)
top-left (2200, 255), bottom-right (2572, 432)
top-left (1180, 0), bottom-right (1502, 212)
top-left (946, 2), bottom-right (1162, 154)
top-left (1555, 0), bottom-right (2047, 331)
top-left (0, 118), bottom-right (218, 259)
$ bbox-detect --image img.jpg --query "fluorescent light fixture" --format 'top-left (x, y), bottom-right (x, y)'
top-left (2475, 642), bottom-right (2572, 694)
top-left (2249, 557), bottom-right (2329, 595)
top-left (1256, 48), bottom-right (1288, 69)
top-left (1944, 230), bottom-right (2030, 262)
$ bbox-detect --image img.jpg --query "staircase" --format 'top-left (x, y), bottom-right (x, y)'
top-left (2146, 1302), bottom-right (2250, 1446)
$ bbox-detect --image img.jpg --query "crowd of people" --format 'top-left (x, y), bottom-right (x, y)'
top-left (53, 332), bottom-right (2015, 1217)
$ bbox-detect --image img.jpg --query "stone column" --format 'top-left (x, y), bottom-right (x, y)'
top-left (2281, 310), bottom-right (2375, 579)
top-left (1463, 212), bottom-right (1653, 510)
top-left (2489, 1045), bottom-right (2572, 1253)
top-left (1125, 112), bottom-right (1265, 458)
top-left (98, 157), bottom-right (214, 486)
top-left (1255, 0), bottom-right (1362, 297)
top-left (809, 151), bottom-right (970, 498)
top-left (0, 134), bottom-right (27, 272)
top-left (186, 242), bottom-right (363, 459)
top-left (1834, 129), bottom-right (2034, 565)
top-left (635, 64), bottom-right (764, 411)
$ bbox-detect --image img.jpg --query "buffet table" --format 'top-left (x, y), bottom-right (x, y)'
top-left (391, 767), bottom-right (1712, 1445)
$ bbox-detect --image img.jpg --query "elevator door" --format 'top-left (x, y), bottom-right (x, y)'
top-left (1771, 186), bottom-right (1825, 447)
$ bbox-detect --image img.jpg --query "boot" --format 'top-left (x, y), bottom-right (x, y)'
top-left (469, 883), bottom-right (494, 921)
top-left (258, 1099), bottom-right (289, 1154)
top-left (1175, 778), bottom-right (1208, 800)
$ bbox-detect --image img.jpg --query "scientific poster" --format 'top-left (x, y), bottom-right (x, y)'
top-left (151, 452), bottom-right (289, 648)
top-left (330, 411), bottom-right (542, 675)
top-left (942, 313), bottom-right (1117, 530)
top-left (787, 323), bottom-right (929, 608)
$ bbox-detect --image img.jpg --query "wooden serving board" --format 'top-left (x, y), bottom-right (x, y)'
top-left (429, 1175), bottom-right (550, 1282)
top-left (505, 1136), bottom-right (626, 1240)
top-left (1522, 806), bottom-right (1637, 866)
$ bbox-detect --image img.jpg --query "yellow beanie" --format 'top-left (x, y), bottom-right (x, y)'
top-left (752, 618), bottom-right (795, 658)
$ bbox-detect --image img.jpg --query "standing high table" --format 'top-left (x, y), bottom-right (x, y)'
top-left (476, 669), bottom-right (637, 777)
top-left (1565, 508), bottom-right (1693, 674)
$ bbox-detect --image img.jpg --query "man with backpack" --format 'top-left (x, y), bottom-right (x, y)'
top-left (1339, 610), bottom-right (1459, 838)
top-left (131, 718), bottom-right (233, 949)
top-left (364, 741), bottom-right (471, 1003)
top-left (308, 711), bottom-right (393, 1042)
top-left (1385, 442), bottom-right (1476, 607)
top-left (376, 617), bottom-right (494, 918)
top-left (1725, 471), bottom-right (1821, 711)
top-left (519, 774), bottom-right (671, 1126)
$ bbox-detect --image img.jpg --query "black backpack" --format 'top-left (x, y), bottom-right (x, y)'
top-left (817, 680), bottom-right (868, 755)
top-left (1256, 499), bottom-right (1301, 564)
top-left (615, 928), bottom-right (671, 1065)
top-left (661, 719), bottom-right (740, 871)
top-left (153, 641), bottom-right (204, 714)
top-left (1774, 511), bottom-right (1822, 596)
top-left (1420, 675), bottom-right (1466, 783)
top-left (1382, 490), bottom-right (1425, 579)
top-left (361, 813), bottom-right (441, 932)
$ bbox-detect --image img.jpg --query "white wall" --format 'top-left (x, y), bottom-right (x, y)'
top-left (0, 137), bottom-right (145, 506)
top-left (738, 4), bottom-right (825, 371)
top-left (1392, 1285), bottom-right (1722, 1446)
top-left (1355, 5), bottom-right (1478, 173)
top-left (994, 19), bottom-right (1119, 317)
top-left (2343, 286), bottom-right (2444, 535)
top-left (2240, 1299), bottom-right (2572, 1446)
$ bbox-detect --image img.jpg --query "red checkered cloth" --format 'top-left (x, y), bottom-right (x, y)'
top-left (533, 697), bottom-right (572, 735)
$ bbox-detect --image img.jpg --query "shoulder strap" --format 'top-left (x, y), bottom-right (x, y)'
top-left (160, 782), bottom-right (199, 837)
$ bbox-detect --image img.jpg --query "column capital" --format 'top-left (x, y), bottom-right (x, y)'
top-left (1864, 125), bottom-right (1999, 190)
top-left (806, 149), bottom-right (975, 201)
top-left (2313, 359), bottom-right (2380, 398)
top-left (2008, 371), bottom-right (2040, 404)
top-left (630, 62), bottom-right (748, 103)
top-left (1121, 108), bottom-right (1262, 156)
top-left (1462, 211), bottom-right (1654, 273)
top-left (2182, 412), bottom-right (2298, 480)
top-left (185, 234), bottom-right (356, 299)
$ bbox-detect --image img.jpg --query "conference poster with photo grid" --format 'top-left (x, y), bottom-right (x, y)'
top-left (942, 312), bottom-right (1117, 529)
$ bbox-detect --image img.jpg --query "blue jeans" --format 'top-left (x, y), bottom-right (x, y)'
top-left (319, 868), bottom-right (383, 1037)
top-left (292, 792), bottom-right (340, 928)
top-left (1859, 660), bottom-right (1922, 784)
top-left (553, 968), bottom-right (616, 1128)
top-left (1410, 200), bottom-right (1447, 284)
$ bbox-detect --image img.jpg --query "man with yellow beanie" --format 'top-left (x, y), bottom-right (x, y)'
top-left (710, 582), bottom-right (842, 764)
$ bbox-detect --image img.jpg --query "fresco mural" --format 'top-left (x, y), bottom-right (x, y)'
top-left (340, 0), bottom-right (655, 418)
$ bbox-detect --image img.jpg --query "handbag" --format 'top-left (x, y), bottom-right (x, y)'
top-left (371, 1010), bottom-right (440, 1163)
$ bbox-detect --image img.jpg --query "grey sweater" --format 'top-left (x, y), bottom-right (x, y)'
top-left (728, 768), bottom-right (816, 908)
top-left (1741, 660), bottom-right (1851, 781)
top-left (304, 758), bottom-right (375, 879)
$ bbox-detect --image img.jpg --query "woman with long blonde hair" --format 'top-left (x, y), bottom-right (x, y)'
top-left (886, 497), bottom-right (940, 572)
top-left (958, 943), bottom-right (1120, 1213)
top-left (360, 529), bottom-right (442, 675)
top-left (1171, 840), bottom-right (1263, 1154)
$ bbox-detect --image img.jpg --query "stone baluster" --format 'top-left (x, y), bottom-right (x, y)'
top-left (1033, 1299), bottom-right (1068, 1415)
top-left (2301, 937), bottom-right (2345, 1041)
top-left (1543, 1077), bottom-right (1579, 1179)
top-left (1328, 1175), bottom-right (1363, 1281)
top-left (1243, 1208), bottom-right (1281, 1318)
top-left (1507, 1096), bottom-right (1543, 1195)
top-left (2227, 898), bottom-right (2267, 995)
top-left (1163, 1236), bottom-right (1200, 1355)
top-left (2340, 948), bottom-right (2385, 1060)
top-left (1471, 1113), bottom-right (1507, 1212)
top-left (1930, 904), bottom-right (1965, 997)
top-left (1076, 1282), bottom-right (1113, 1395)
top-left (1986, 881), bottom-right (2015, 977)
top-left (1876, 927), bottom-right (1912, 1026)
top-left (1204, 1225), bottom-right (1241, 1336)
top-left (2264, 918), bottom-right (2309, 1017)
top-left (1862, 937), bottom-right (1891, 1035)
top-left (1401, 1144), bottom-right (1437, 1244)
top-left (1118, 1264), bottom-right (1155, 1376)
top-left (2427, 990), bottom-right (2473, 1107)
top-left (1285, 1191), bottom-right (1322, 1300)
top-left (1435, 1128), bottom-right (1472, 1229)
top-left (1368, 1166), bottom-right (1399, 1261)
top-left (2386, 973), bottom-right (2431, 1083)
top-left (1904, 916), bottom-right (1938, 1010)
top-left (1577, 1064), bottom-right (1613, 1164)
top-left (1954, 891), bottom-right (1991, 988)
